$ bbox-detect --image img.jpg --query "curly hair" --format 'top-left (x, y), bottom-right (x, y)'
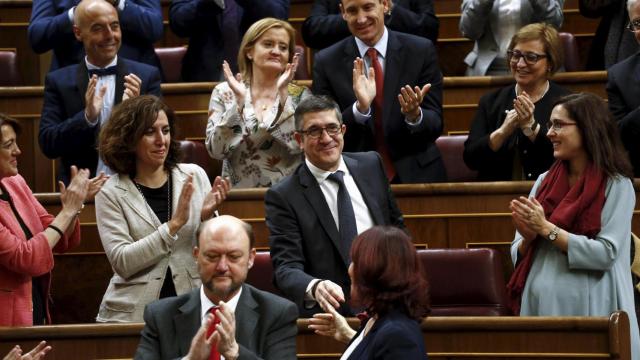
top-left (98, 95), bottom-right (181, 175)
top-left (349, 226), bottom-right (430, 320)
top-left (0, 113), bottom-right (21, 140)
top-left (552, 93), bottom-right (633, 179)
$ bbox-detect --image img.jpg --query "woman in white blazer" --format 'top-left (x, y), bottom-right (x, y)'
top-left (95, 95), bottom-right (230, 322)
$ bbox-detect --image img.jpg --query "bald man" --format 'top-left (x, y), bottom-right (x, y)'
top-left (135, 215), bottom-right (298, 360)
top-left (38, 0), bottom-right (161, 184)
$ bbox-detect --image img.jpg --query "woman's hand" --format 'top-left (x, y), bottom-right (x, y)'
top-left (222, 60), bottom-right (247, 109)
top-left (201, 176), bottom-right (231, 221)
top-left (308, 306), bottom-right (356, 344)
top-left (168, 173), bottom-right (194, 235)
top-left (60, 166), bottom-right (90, 215)
top-left (510, 196), bottom-right (550, 236)
top-left (513, 91), bottom-right (536, 127)
top-left (277, 53), bottom-right (299, 105)
top-left (3, 341), bottom-right (51, 360)
top-left (85, 171), bottom-right (110, 201)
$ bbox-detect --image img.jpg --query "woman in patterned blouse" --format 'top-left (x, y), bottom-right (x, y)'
top-left (206, 18), bottom-right (311, 188)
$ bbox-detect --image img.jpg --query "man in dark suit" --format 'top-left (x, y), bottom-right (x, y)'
top-left (607, 0), bottom-right (640, 176)
top-left (38, 0), bottom-right (161, 184)
top-left (28, 0), bottom-right (163, 71)
top-left (311, 0), bottom-right (446, 184)
top-left (135, 215), bottom-right (298, 360)
top-left (169, 0), bottom-right (289, 82)
top-left (302, 0), bottom-right (439, 50)
top-left (265, 95), bottom-right (405, 317)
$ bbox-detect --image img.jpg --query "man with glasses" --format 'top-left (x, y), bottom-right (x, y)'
top-left (606, 0), bottom-right (640, 177)
top-left (265, 95), bottom-right (405, 317)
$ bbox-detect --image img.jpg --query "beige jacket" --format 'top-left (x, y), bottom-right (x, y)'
top-left (95, 163), bottom-right (210, 322)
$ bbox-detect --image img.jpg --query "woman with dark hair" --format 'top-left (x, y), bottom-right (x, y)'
top-left (464, 23), bottom-right (571, 181)
top-left (95, 95), bottom-right (230, 322)
top-left (308, 226), bottom-right (430, 359)
top-left (206, 17), bottom-right (310, 188)
top-left (0, 113), bottom-right (106, 326)
top-left (508, 93), bottom-right (640, 358)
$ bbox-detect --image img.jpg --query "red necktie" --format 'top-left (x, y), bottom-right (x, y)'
top-left (366, 48), bottom-right (395, 180)
top-left (206, 307), bottom-right (221, 360)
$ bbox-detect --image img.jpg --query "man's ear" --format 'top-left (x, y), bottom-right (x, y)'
top-left (294, 131), bottom-right (303, 148)
top-left (193, 246), bottom-right (199, 260)
top-left (247, 248), bottom-right (256, 269)
top-left (73, 25), bottom-right (82, 41)
top-left (339, 3), bottom-right (347, 20)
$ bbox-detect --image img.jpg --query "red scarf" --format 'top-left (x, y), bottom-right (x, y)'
top-left (506, 160), bottom-right (607, 315)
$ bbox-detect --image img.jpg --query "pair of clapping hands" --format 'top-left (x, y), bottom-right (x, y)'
top-left (85, 73), bottom-right (142, 123)
top-left (351, 57), bottom-right (431, 122)
top-left (184, 301), bottom-right (239, 360)
top-left (3, 341), bottom-right (50, 360)
top-left (502, 92), bottom-right (537, 134)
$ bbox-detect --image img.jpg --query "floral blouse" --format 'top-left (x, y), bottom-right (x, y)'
top-left (206, 82), bottom-right (310, 188)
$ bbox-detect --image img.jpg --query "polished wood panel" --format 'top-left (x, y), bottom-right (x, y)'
top-left (0, 312), bottom-right (630, 360)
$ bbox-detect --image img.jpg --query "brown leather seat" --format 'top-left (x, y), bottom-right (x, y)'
top-left (294, 45), bottom-right (310, 80)
top-left (435, 135), bottom-right (478, 182)
top-left (246, 251), bottom-right (281, 295)
top-left (0, 51), bottom-right (22, 86)
top-left (418, 248), bottom-right (511, 316)
top-left (559, 32), bottom-right (581, 72)
top-left (155, 47), bottom-right (187, 83)
top-left (179, 140), bottom-right (222, 184)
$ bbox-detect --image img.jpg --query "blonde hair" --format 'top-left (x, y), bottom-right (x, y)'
top-left (237, 18), bottom-right (296, 83)
top-left (508, 23), bottom-right (563, 75)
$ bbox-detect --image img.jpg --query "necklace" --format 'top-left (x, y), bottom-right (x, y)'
top-left (133, 173), bottom-right (172, 223)
top-left (516, 80), bottom-right (550, 103)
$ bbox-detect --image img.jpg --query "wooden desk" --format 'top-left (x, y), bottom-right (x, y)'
top-left (0, 312), bottom-right (631, 359)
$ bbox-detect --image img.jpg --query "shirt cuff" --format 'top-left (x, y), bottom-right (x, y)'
top-left (117, 0), bottom-right (125, 11)
top-left (67, 7), bottom-right (75, 22)
top-left (85, 111), bottom-right (100, 127)
top-left (351, 102), bottom-right (371, 125)
top-left (404, 108), bottom-right (423, 128)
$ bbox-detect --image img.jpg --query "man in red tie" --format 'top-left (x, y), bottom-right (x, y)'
top-left (134, 215), bottom-right (298, 360)
top-left (311, 0), bottom-right (447, 183)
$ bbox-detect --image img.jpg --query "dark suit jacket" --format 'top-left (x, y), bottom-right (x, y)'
top-left (265, 152), bottom-right (405, 317)
top-left (38, 58), bottom-right (162, 183)
top-left (134, 284), bottom-right (298, 360)
top-left (346, 310), bottom-right (427, 360)
top-left (607, 52), bottom-right (640, 177)
top-left (301, 0), bottom-right (439, 50)
top-left (28, 0), bottom-right (163, 71)
top-left (168, 0), bottom-right (289, 82)
top-left (311, 30), bottom-right (446, 183)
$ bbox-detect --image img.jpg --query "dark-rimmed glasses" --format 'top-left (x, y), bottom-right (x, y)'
top-left (626, 19), bottom-right (640, 32)
top-left (298, 124), bottom-right (342, 138)
top-left (507, 50), bottom-right (547, 65)
top-left (546, 120), bottom-right (577, 132)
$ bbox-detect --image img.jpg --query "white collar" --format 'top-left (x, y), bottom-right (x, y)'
top-left (355, 26), bottom-right (389, 59)
top-left (305, 156), bottom-right (350, 184)
top-left (85, 55), bottom-right (118, 70)
top-left (199, 285), bottom-right (243, 322)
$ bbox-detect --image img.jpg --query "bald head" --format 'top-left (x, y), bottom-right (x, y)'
top-left (197, 215), bottom-right (255, 251)
top-left (73, 0), bottom-right (121, 67)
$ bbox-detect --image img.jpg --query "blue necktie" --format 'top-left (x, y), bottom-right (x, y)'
top-left (327, 171), bottom-right (357, 261)
top-left (88, 66), bottom-right (117, 77)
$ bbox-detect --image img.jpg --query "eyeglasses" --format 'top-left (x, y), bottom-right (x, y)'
top-left (626, 19), bottom-right (640, 32)
top-left (546, 120), bottom-right (577, 132)
top-left (298, 124), bottom-right (342, 138)
top-left (507, 50), bottom-right (547, 65)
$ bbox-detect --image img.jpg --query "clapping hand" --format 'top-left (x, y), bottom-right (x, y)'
top-left (398, 84), bottom-right (430, 122)
top-left (222, 60), bottom-right (247, 109)
top-left (513, 91), bottom-right (535, 126)
top-left (60, 166), bottom-right (90, 215)
top-left (277, 53), bottom-right (300, 104)
top-left (122, 73), bottom-right (142, 101)
top-left (201, 176), bottom-right (231, 220)
top-left (86, 171), bottom-right (110, 201)
top-left (84, 75), bottom-right (107, 123)
top-left (352, 57), bottom-right (376, 114)
top-left (3, 341), bottom-right (51, 360)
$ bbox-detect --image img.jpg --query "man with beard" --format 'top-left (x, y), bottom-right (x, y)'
top-left (134, 215), bottom-right (298, 360)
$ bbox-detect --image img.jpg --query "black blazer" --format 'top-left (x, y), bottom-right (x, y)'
top-left (134, 284), bottom-right (298, 360)
top-left (311, 30), bottom-right (445, 183)
top-left (607, 52), bottom-right (640, 177)
top-left (38, 58), bottom-right (162, 183)
top-left (265, 152), bottom-right (405, 317)
top-left (346, 310), bottom-right (427, 360)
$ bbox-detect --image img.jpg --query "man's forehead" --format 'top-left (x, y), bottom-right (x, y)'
top-left (302, 110), bottom-right (339, 127)
top-left (341, 0), bottom-right (381, 9)
top-left (200, 225), bottom-right (250, 251)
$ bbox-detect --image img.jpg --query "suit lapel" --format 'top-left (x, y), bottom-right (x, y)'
top-left (76, 63), bottom-right (89, 108)
top-left (175, 290), bottom-right (202, 356)
top-left (298, 164), bottom-right (344, 258)
top-left (345, 155), bottom-right (384, 225)
top-left (235, 285), bottom-right (259, 351)
top-left (116, 175), bottom-right (158, 228)
top-left (114, 59), bottom-right (126, 105)
top-left (383, 32), bottom-right (402, 125)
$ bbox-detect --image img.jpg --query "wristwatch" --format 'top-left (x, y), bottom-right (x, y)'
top-left (548, 226), bottom-right (559, 242)
top-left (522, 121), bottom-right (539, 137)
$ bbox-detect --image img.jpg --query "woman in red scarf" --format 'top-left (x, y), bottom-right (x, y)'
top-left (507, 93), bottom-right (639, 358)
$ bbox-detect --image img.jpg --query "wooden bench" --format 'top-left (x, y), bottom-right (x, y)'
top-left (0, 312), bottom-right (631, 359)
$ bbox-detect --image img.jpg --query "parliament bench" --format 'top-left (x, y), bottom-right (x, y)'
top-left (0, 312), bottom-right (631, 359)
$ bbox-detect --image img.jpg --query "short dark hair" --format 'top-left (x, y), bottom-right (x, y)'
top-left (197, 216), bottom-right (255, 250)
top-left (350, 226), bottom-right (430, 320)
top-left (98, 95), bottom-right (181, 175)
top-left (553, 93), bottom-right (633, 179)
top-left (0, 113), bottom-right (21, 140)
top-left (293, 95), bottom-right (342, 131)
